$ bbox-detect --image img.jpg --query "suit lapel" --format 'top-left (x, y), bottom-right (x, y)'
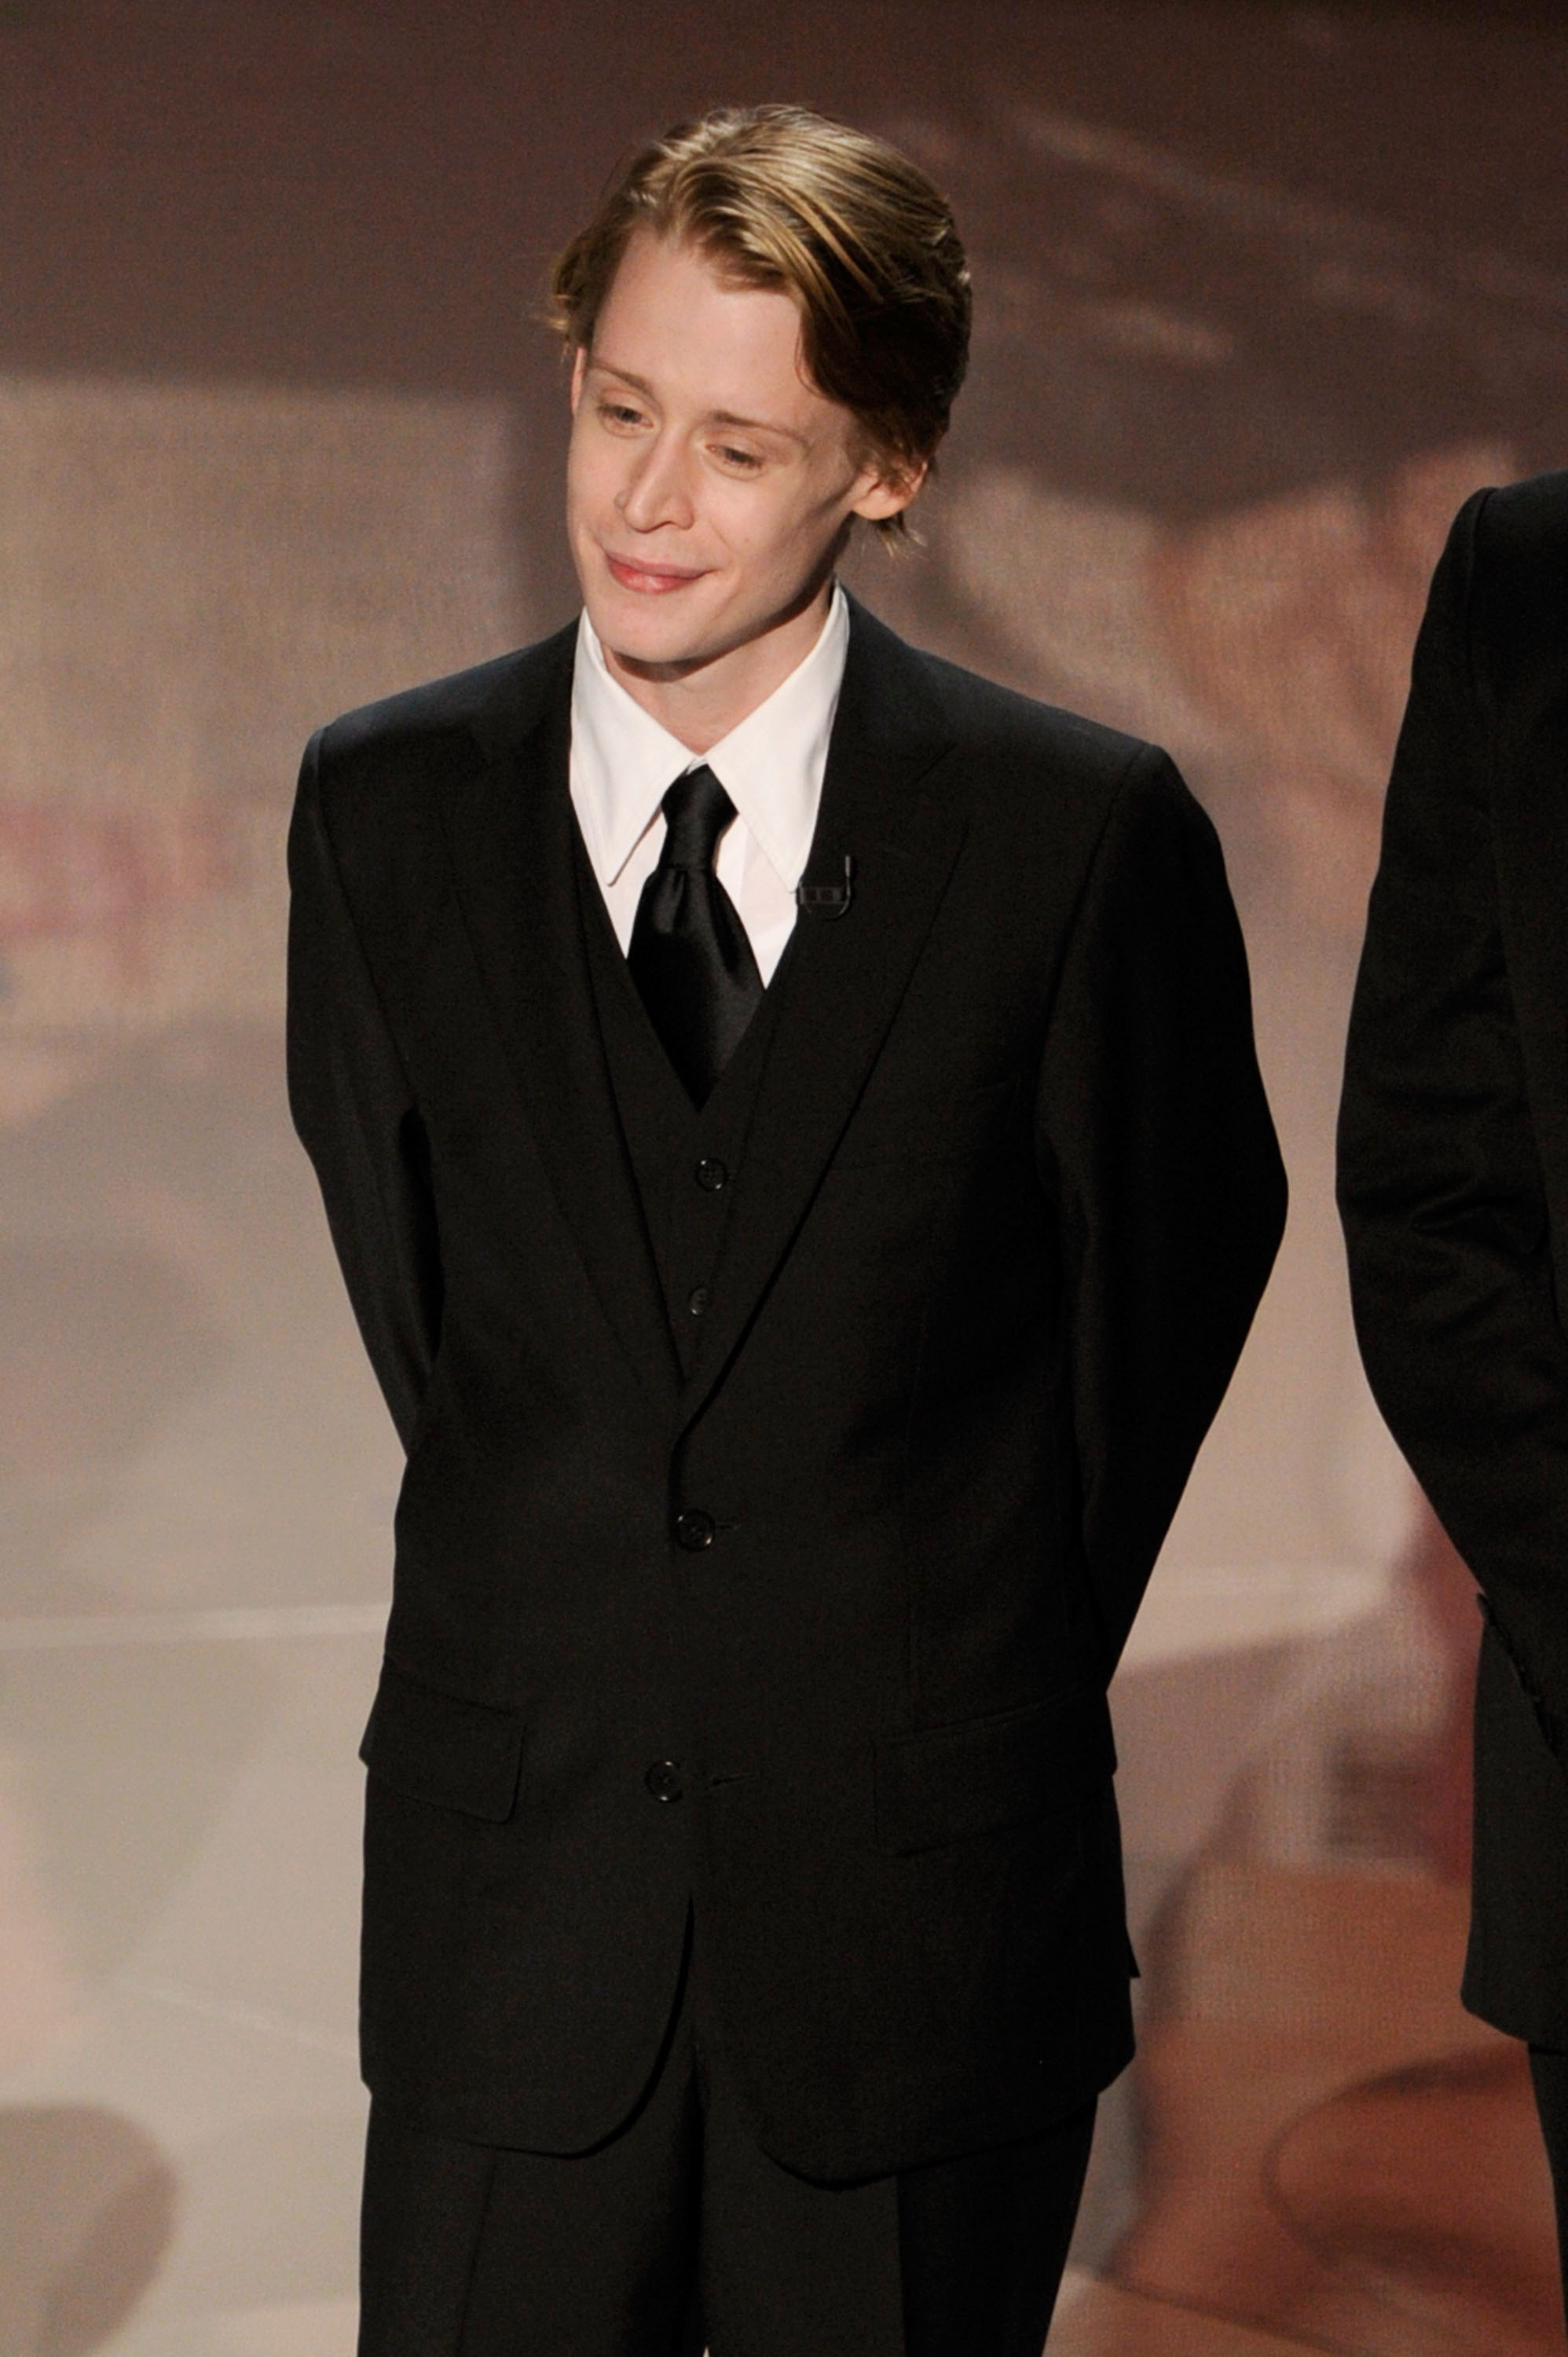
top-left (441, 632), bottom-right (680, 1411)
top-left (681, 599), bottom-right (966, 1427)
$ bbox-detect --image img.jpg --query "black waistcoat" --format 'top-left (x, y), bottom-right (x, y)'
top-left (573, 834), bottom-right (786, 1380)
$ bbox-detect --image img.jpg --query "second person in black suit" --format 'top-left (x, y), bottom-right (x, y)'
top-left (1341, 468), bottom-right (1568, 2317)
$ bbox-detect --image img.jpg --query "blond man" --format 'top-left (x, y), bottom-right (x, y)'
top-left (289, 105), bottom-right (1284, 2357)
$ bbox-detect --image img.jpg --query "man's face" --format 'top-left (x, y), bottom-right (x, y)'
top-left (566, 230), bottom-right (910, 681)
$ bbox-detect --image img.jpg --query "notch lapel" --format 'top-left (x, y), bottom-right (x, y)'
top-left (680, 600), bottom-right (966, 1429)
top-left (441, 636), bottom-right (680, 1413)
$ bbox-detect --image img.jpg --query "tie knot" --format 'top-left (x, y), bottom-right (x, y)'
top-left (660, 764), bottom-right (735, 872)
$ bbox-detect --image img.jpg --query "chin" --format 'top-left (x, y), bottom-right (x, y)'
top-left (592, 592), bottom-right (723, 676)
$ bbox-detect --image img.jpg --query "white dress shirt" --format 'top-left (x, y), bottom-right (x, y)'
top-left (569, 581), bottom-right (849, 987)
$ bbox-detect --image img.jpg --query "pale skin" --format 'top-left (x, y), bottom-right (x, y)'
top-left (566, 229), bottom-right (925, 753)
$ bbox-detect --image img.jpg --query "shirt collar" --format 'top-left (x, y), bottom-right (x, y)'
top-left (570, 581), bottom-right (849, 892)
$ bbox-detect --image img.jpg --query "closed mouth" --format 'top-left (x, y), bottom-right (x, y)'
top-left (604, 552), bottom-right (709, 594)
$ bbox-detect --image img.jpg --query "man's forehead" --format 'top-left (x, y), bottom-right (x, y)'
top-left (593, 233), bottom-right (804, 352)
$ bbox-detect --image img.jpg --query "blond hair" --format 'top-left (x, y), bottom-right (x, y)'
top-left (548, 105), bottom-right (970, 541)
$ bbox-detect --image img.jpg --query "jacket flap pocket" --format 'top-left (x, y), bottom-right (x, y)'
top-left (874, 1686), bottom-right (1116, 1856)
top-left (360, 1658), bottom-right (524, 1824)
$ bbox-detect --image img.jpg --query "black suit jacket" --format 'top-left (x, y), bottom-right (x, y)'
top-left (1340, 471), bottom-right (1568, 2044)
top-left (288, 596), bottom-right (1284, 2176)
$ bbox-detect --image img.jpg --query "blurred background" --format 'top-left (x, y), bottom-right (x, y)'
top-left (1, 3), bottom-right (1565, 2350)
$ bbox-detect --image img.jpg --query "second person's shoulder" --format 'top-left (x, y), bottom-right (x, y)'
top-left (1464, 468), bottom-right (1568, 695)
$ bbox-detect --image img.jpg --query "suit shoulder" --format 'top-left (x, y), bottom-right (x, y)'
top-left (1473, 467), bottom-right (1568, 579)
top-left (313, 621), bottom-right (577, 790)
top-left (1468, 469), bottom-right (1568, 655)
top-left (896, 640), bottom-right (1185, 869)
top-left (914, 644), bottom-right (1152, 779)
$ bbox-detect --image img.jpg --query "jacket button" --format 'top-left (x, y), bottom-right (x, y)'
top-left (674, 1508), bottom-right (716, 1551)
top-left (645, 1760), bottom-right (683, 1802)
top-left (694, 1158), bottom-right (728, 1192)
top-left (688, 1287), bottom-right (709, 1318)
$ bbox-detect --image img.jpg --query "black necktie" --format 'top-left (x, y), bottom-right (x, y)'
top-left (628, 764), bottom-right (764, 1107)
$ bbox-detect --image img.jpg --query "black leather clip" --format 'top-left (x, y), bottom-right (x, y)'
top-left (796, 856), bottom-right (855, 918)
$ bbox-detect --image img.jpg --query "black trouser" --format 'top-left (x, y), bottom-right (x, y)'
top-left (1531, 2045), bottom-right (1568, 2330)
top-left (360, 1994), bottom-right (1095, 2357)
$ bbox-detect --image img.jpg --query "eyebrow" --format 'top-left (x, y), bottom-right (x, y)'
top-left (586, 359), bottom-right (809, 451)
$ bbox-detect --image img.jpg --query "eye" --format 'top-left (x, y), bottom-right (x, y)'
top-left (712, 442), bottom-right (765, 473)
top-left (598, 399), bottom-right (649, 431)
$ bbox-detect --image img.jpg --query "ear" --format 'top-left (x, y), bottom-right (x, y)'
top-left (850, 456), bottom-right (928, 524)
top-left (569, 346), bottom-right (588, 414)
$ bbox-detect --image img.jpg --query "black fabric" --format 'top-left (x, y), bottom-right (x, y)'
top-left (359, 1982), bottom-right (1094, 2357)
top-left (359, 2080), bottom-right (703, 2357)
top-left (1339, 470), bottom-right (1568, 2044)
top-left (577, 823), bottom-right (784, 1376)
top-left (576, 829), bottom-right (699, 1314)
top-left (628, 765), bottom-right (764, 1109)
top-left (1530, 2045), bottom-right (1568, 2338)
top-left (896, 2104), bottom-right (1095, 2357)
top-left (360, 2107), bottom-right (499, 2357)
top-left (288, 593), bottom-right (1285, 2176)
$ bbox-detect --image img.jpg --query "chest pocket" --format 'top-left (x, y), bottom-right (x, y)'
top-left (832, 1071), bottom-right (1024, 1171)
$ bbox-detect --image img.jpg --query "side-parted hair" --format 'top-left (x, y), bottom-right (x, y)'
top-left (548, 105), bottom-right (971, 541)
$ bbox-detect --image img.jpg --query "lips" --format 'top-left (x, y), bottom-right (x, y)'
top-left (604, 552), bottom-right (707, 595)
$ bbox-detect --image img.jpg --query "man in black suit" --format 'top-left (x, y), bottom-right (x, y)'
top-left (289, 104), bottom-right (1284, 2357)
top-left (1339, 470), bottom-right (1568, 2304)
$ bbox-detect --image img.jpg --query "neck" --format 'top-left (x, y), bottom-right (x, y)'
top-left (601, 579), bottom-right (834, 754)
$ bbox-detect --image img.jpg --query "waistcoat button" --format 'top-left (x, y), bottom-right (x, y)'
top-left (644, 1760), bottom-right (683, 1803)
top-left (694, 1158), bottom-right (729, 1191)
top-left (674, 1508), bottom-right (716, 1551)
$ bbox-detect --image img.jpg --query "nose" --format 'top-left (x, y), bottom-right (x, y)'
top-left (618, 430), bottom-right (694, 534)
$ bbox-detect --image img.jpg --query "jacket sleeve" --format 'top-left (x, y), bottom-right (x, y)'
top-left (1039, 745), bottom-right (1288, 1672)
top-left (287, 728), bottom-right (443, 1450)
top-left (1339, 489), bottom-right (1568, 1754)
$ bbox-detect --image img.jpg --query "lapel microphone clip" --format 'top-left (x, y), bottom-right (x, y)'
top-left (795, 856), bottom-right (855, 920)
